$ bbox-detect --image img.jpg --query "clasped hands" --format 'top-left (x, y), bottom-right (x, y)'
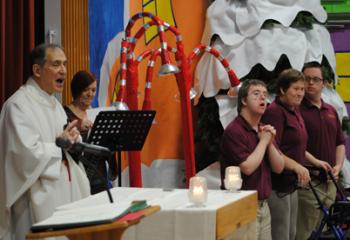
top-left (258, 124), bottom-right (276, 145)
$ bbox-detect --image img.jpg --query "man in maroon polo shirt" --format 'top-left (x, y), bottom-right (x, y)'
top-left (296, 62), bottom-right (346, 240)
top-left (221, 79), bottom-right (284, 240)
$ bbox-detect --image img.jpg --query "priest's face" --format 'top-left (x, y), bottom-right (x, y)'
top-left (35, 47), bottom-right (67, 94)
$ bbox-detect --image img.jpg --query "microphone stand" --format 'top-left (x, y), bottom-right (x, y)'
top-left (77, 152), bottom-right (115, 203)
top-left (56, 137), bottom-right (115, 203)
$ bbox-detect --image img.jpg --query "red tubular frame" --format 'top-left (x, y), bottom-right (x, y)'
top-left (114, 12), bottom-right (240, 187)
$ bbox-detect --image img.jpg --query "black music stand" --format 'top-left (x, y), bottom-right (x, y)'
top-left (88, 110), bottom-right (156, 187)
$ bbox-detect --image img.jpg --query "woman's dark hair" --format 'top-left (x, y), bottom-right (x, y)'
top-left (276, 68), bottom-right (305, 96)
top-left (237, 79), bottom-right (266, 113)
top-left (71, 71), bottom-right (96, 100)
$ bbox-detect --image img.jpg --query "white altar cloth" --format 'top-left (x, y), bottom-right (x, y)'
top-left (54, 187), bottom-right (256, 240)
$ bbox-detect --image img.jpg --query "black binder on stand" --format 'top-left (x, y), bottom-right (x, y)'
top-left (88, 110), bottom-right (156, 187)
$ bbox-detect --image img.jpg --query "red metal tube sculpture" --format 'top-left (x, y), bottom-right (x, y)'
top-left (135, 47), bottom-right (177, 110)
top-left (115, 13), bottom-right (179, 187)
top-left (188, 44), bottom-right (240, 87)
top-left (114, 13), bottom-right (240, 187)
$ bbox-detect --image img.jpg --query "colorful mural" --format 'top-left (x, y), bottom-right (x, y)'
top-left (330, 25), bottom-right (350, 105)
top-left (323, 0), bottom-right (350, 104)
top-left (87, 0), bottom-right (350, 184)
top-left (89, 0), bottom-right (208, 187)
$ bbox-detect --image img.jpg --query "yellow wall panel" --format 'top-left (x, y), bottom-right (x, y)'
top-left (335, 77), bottom-right (350, 102)
top-left (335, 52), bottom-right (350, 76)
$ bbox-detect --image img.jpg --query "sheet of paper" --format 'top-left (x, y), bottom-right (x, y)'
top-left (87, 106), bottom-right (116, 122)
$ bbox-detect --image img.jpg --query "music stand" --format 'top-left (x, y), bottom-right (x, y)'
top-left (88, 110), bottom-right (156, 187)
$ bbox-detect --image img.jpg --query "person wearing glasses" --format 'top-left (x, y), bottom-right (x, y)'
top-left (296, 62), bottom-right (345, 240)
top-left (220, 79), bottom-right (284, 240)
top-left (261, 69), bottom-right (310, 240)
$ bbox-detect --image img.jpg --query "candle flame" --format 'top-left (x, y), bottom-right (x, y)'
top-left (228, 174), bottom-right (240, 181)
top-left (193, 186), bottom-right (204, 194)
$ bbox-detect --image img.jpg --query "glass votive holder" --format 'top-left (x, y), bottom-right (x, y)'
top-left (188, 176), bottom-right (208, 207)
top-left (224, 166), bottom-right (242, 192)
top-left (225, 166), bottom-right (241, 179)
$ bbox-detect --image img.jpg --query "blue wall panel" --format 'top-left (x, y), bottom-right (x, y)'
top-left (88, 0), bottom-right (124, 106)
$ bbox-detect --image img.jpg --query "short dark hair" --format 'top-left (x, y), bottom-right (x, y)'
top-left (302, 61), bottom-right (322, 70)
top-left (237, 79), bottom-right (266, 113)
top-left (302, 61), bottom-right (323, 76)
top-left (29, 43), bottom-right (63, 75)
top-left (276, 68), bottom-right (304, 96)
top-left (71, 71), bottom-right (97, 100)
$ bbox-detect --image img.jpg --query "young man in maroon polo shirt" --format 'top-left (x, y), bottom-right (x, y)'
top-left (296, 62), bottom-right (346, 240)
top-left (221, 79), bottom-right (284, 240)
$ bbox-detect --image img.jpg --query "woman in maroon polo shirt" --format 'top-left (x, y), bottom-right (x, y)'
top-left (261, 69), bottom-right (309, 240)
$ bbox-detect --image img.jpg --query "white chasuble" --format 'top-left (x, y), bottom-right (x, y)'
top-left (0, 78), bottom-right (90, 240)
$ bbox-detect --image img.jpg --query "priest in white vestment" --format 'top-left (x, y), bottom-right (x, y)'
top-left (0, 44), bottom-right (90, 240)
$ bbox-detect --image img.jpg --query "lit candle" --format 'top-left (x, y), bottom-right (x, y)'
top-left (225, 166), bottom-right (241, 178)
top-left (193, 185), bottom-right (204, 195)
top-left (228, 174), bottom-right (240, 182)
top-left (188, 176), bottom-right (208, 206)
top-left (225, 166), bottom-right (242, 192)
top-left (191, 186), bottom-right (205, 203)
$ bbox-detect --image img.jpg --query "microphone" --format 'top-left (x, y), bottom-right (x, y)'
top-left (56, 137), bottom-right (115, 203)
top-left (55, 137), bottom-right (111, 157)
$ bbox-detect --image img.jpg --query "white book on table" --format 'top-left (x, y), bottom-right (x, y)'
top-left (31, 202), bottom-right (130, 232)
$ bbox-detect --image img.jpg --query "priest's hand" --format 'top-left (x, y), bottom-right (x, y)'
top-left (59, 120), bottom-right (80, 144)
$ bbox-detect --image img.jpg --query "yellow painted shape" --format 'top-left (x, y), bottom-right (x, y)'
top-left (335, 77), bottom-right (350, 102)
top-left (106, 58), bottom-right (120, 106)
top-left (142, 0), bottom-right (176, 44)
top-left (335, 52), bottom-right (350, 76)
